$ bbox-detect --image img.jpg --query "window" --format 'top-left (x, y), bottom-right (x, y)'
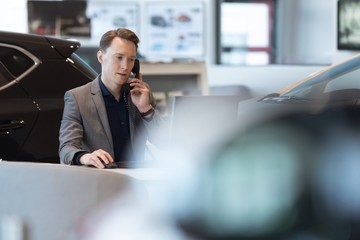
top-left (0, 46), bottom-right (34, 78)
top-left (216, 0), bottom-right (275, 65)
top-left (0, 44), bottom-right (38, 90)
top-left (27, 1), bottom-right (90, 37)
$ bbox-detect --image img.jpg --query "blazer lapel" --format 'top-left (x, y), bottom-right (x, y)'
top-left (90, 77), bottom-right (113, 148)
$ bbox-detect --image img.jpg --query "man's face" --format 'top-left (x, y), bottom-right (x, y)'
top-left (98, 37), bottom-right (137, 86)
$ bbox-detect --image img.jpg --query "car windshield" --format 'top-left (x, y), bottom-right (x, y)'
top-left (279, 55), bottom-right (360, 102)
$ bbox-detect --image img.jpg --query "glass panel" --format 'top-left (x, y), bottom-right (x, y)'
top-left (27, 1), bottom-right (90, 37)
top-left (0, 46), bottom-right (34, 78)
top-left (217, 0), bottom-right (274, 66)
top-left (221, 3), bottom-right (269, 48)
top-left (0, 63), bottom-right (12, 87)
top-left (325, 67), bottom-right (360, 93)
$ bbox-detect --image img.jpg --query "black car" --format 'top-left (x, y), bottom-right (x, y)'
top-left (0, 31), bottom-right (97, 163)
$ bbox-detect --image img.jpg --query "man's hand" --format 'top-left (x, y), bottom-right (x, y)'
top-left (129, 73), bottom-right (152, 112)
top-left (80, 149), bottom-right (113, 169)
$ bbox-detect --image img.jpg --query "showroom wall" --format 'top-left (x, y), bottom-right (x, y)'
top-left (0, 0), bottom-right (358, 96)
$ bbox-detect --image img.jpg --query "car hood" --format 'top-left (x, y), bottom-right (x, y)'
top-left (237, 96), bottom-right (359, 128)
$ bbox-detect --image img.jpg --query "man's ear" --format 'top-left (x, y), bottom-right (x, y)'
top-left (97, 50), bottom-right (103, 64)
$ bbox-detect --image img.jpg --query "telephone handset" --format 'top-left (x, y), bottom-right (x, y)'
top-left (132, 59), bottom-right (140, 79)
top-left (124, 59), bottom-right (140, 93)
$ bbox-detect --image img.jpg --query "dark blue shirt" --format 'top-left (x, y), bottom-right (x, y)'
top-left (99, 78), bottom-right (132, 162)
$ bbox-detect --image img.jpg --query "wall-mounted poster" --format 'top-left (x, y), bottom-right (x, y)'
top-left (86, 2), bottom-right (138, 43)
top-left (146, 2), bottom-right (205, 59)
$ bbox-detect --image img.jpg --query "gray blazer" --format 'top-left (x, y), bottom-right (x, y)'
top-left (59, 76), bottom-right (166, 165)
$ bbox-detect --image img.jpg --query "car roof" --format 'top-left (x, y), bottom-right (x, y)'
top-left (0, 30), bottom-right (81, 59)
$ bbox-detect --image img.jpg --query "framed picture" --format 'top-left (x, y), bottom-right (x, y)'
top-left (86, 2), bottom-right (139, 42)
top-left (145, 2), bottom-right (205, 59)
top-left (338, 0), bottom-right (360, 50)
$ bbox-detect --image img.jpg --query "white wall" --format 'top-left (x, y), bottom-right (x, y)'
top-left (1, 0), bottom-right (359, 97)
top-left (275, 0), bottom-right (333, 64)
top-left (207, 65), bottom-right (322, 96)
top-left (0, 0), bottom-right (27, 33)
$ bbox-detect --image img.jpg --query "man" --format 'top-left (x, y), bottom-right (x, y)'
top-left (59, 28), bottom-right (165, 168)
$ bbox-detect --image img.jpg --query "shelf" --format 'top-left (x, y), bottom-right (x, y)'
top-left (141, 61), bottom-right (208, 95)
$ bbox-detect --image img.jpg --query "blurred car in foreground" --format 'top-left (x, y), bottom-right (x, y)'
top-left (238, 53), bottom-right (360, 123)
top-left (163, 54), bottom-right (360, 240)
top-left (171, 104), bottom-right (360, 240)
top-left (0, 31), bottom-right (97, 163)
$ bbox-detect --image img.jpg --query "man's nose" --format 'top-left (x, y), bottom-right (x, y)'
top-left (121, 60), bottom-right (129, 70)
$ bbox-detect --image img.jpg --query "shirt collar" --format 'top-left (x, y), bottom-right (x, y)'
top-left (99, 76), bottom-right (111, 97)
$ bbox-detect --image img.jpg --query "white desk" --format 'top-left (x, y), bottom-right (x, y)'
top-left (107, 167), bottom-right (169, 181)
top-left (106, 167), bottom-right (172, 201)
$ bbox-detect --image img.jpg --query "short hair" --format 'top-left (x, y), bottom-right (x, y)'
top-left (99, 28), bottom-right (140, 51)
